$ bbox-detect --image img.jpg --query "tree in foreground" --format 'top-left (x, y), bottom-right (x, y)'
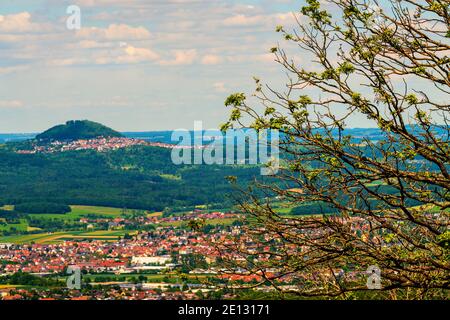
top-left (219, 0), bottom-right (449, 299)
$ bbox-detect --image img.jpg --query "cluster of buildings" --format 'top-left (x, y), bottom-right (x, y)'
top-left (0, 209), bottom-right (387, 300)
top-left (0, 286), bottom-right (213, 300)
top-left (0, 226), bottom-right (231, 274)
top-left (16, 137), bottom-right (196, 154)
top-left (0, 210), bottom-right (247, 300)
top-left (150, 211), bottom-right (237, 225)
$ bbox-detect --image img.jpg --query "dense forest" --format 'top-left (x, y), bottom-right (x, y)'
top-left (0, 145), bottom-right (261, 211)
top-left (14, 202), bottom-right (71, 214)
top-left (0, 120), bottom-right (431, 215)
top-left (0, 141), bottom-right (425, 214)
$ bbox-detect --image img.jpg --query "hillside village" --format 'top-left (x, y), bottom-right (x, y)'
top-left (16, 137), bottom-right (198, 154)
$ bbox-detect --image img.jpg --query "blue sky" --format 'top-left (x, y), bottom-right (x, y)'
top-left (0, 0), bottom-right (305, 132)
top-left (0, 0), bottom-right (421, 133)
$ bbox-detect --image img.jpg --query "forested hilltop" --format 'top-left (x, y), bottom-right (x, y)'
top-left (36, 120), bottom-right (123, 141)
top-left (0, 120), bottom-right (437, 213)
top-left (0, 120), bottom-right (264, 212)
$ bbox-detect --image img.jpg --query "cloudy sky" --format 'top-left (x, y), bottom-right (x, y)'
top-left (0, 0), bottom-right (306, 132)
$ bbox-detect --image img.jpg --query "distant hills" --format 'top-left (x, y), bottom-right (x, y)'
top-left (1, 123), bottom-right (447, 145)
top-left (35, 120), bottom-right (123, 141)
top-left (0, 133), bottom-right (36, 143)
top-left (0, 131), bottom-right (174, 144)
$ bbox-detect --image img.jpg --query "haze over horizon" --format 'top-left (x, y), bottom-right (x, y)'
top-left (0, 119), bottom-right (391, 135)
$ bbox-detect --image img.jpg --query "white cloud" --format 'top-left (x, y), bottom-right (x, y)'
top-left (94, 45), bottom-right (160, 65)
top-left (0, 12), bottom-right (35, 33)
top-left (223, 14), bottom-right (266, 27)
top-left (201, 54), bottom-right (222, 65)
top-left (77, 40), bottom-right (114, 49)
top-left (223, 12), bottom-right (296, 28)
top-left (0, 12), bottom-right (52, 34)
top-left (121, 45), bottom-right (160, 63)
top-left (0, 100), bottom-right (24, 108)
top-left (213, 82), bottom-right (227, 93)
top-left (46, 44), bottom-right (159, 66)
top-left (0, 3), bottom-right (305, 130)
top-left (160, 49), bottom-right (197, 66)
top-left (76, 24), bottom-right (151, 40)
top-left (46, 58), bottom-right (85, 67)
top-left (256, 53), bottom-right (276, 63)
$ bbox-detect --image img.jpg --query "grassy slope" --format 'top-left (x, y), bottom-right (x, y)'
top-left (0, 204), bottom-right (235, 243)
top-left (0, 230), bottom-right (137, 244)
top-left (0, 205), bottom-right (130, 244)
top-left (28, 205), bottom-right (124, 221)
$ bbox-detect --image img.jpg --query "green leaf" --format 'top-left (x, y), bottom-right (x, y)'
top-left (225, 93), bottom-right (246, 107)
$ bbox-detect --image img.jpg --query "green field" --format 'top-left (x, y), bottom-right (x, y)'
top-left (0, 285), bottom-right (28, 289)
top-left (273, 207), bottom-right (294, 215)
top-left (2, 204), bottom-right (125, 220)
top-left (147, 212), bottom-right (163, 218)
top-left (0, 204), bottom-right (138, 244)
top-left (160, 218), bottom-right (236, 228)
top-left (81, 272), bottom-right (210, 284)
top-left (1, 205), bottom-right (129, 238)
top-left (0, 204), bottom-right (239, 243)
top-left (160, 174), bottom-right (182, 181)
top-left (28, 205), bottom-right (125, 221)
top-left (0, 219), bottom-right (29, 232)
top-left (0, 230), bottom-right (136, 244)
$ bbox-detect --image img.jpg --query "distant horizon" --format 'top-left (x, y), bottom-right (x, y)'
top-left (0, 126), bottom-right (384, 135)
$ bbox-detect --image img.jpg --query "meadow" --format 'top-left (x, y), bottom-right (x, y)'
top-left (28, 205), bottom-right (125, 220)
top-left (0, 204), bottom-right (237, 243)
top-left (160, 218), bottom-right (236, 228)
top-left (0, 230), bottom-right (136, 244)
top-left (0, 205), bottom-right (135, 244)
top-left (0, 219), bottom-right (29, 232)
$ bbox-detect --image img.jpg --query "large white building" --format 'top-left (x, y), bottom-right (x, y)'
top-left (131, 256), bottom-right (172, 266)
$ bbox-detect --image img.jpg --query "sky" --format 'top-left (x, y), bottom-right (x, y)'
top-left (0, 0), bottom-right (306, 132)
top-left (0, 0), bottom-right (430, 133)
